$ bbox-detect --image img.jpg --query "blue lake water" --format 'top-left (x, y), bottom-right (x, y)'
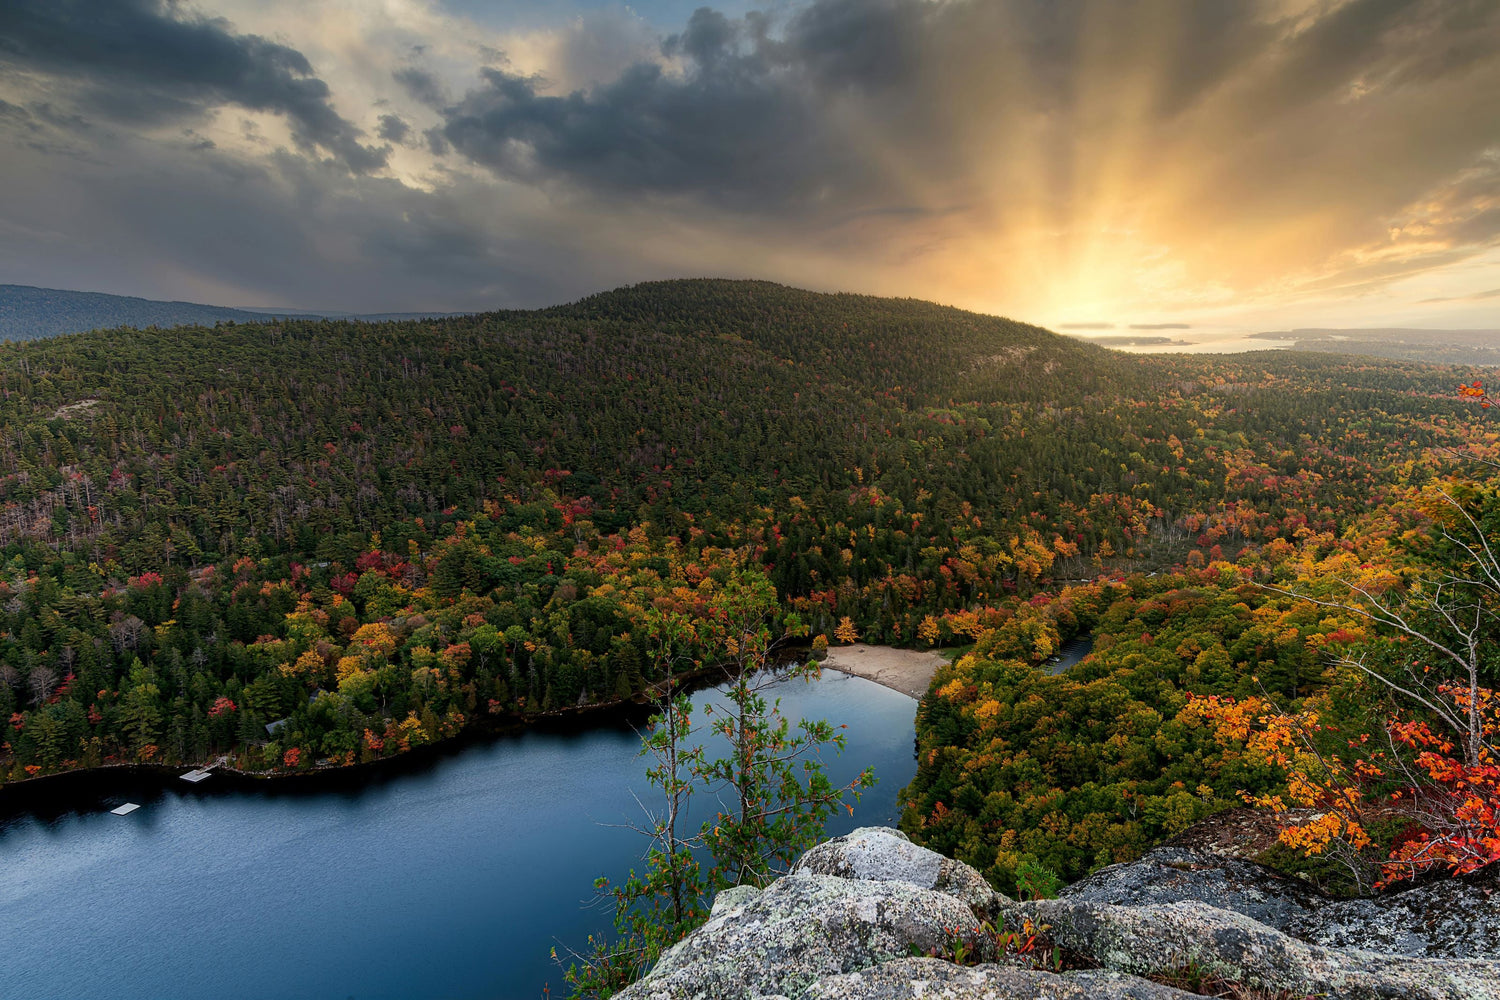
top-left (0, 671), bottom-right (917, 1000)
top-left (1045, 634), bottom-right (1095, 675)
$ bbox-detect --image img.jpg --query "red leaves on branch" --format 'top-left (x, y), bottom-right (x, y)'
top-left (1379, 686), bottom-right (1500, 884)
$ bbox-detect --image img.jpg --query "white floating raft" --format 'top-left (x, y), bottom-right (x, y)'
top-left (180, 769), bottom-right (212, 783)
top-left (110, 803), bottom-right (141, 816)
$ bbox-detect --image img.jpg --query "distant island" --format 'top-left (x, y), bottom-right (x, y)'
top-left (1069, 334), bottom-right (1194, 347)
top-left (0, 284), bottom-right (468, 342)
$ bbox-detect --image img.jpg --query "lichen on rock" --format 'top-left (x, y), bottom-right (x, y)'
top-left (1024, 896), bottom-right (1500, 1000)
top-left (615, 873), bottom-right (986, 999)
top-left (790, 826), bottom-right (1009, 921)
top-left (801, 958), bottom-right (1199, 999)
top-left (1057, 844), bottom-right (1327, 932)
top-left (1285, 864), bottom-right (1500, 959)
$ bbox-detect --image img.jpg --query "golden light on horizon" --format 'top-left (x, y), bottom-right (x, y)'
top-left (0, 0), bottom-right (1495, 326)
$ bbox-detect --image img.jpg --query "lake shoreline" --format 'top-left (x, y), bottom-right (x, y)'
top-left (0, 668), bottom-right (918, 1000)
top-left (0, 643), bottom-right (945, 821)
top-left (0, 649), bottom-right (872, 816)
top-left (0, 662), bottom-right (735, 811)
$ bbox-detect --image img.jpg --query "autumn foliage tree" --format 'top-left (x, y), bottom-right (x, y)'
top-left (1195, 682), bottom-right (1500, 888)
top-left (833, 616), bottom-right (860, 645)
top-left (1196, 380), bottom-right (1500, 888)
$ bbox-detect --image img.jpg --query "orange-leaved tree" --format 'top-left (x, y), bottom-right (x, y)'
top-left (1198, 379), bottom-right (1500, 888)
top-left (1193, 684), bottom-right (1500, 888)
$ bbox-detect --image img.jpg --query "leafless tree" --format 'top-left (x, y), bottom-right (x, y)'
top-left (28, 664), bottom-right (58, 705)
top-left (108, 614), bottom-right (148, 655)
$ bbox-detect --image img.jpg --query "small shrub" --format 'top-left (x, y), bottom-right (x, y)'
top-left (1014, 857), bottom-right (1063, 901)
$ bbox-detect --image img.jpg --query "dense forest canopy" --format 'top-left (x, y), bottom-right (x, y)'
top-left (0, 279), bottom-right (1483, 799)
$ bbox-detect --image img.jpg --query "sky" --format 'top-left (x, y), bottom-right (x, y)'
top-left (1, 0), bottom-right (1498, 334)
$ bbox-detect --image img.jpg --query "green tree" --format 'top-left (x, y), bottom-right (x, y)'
top-left (563, 573), bottom-right (873, 997)
top-left (697, 573), bottom-right (875, 887)
top-left (117, 664), bottom-right (164, 754)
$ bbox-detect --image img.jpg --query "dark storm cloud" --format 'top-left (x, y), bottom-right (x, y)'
top-left (662, 7), bottom-right (739, 65)
top-left (0, 0), bottom-right (387, 172)
top-left (0, 99), bottom-right (31, 125)
top-left (440, 63), bottom-right (841, 211)
top-left (1242, 0), bottom-right (1500, 117)
top-left (423, 126), bottom-right (451, 157)
top-left (431, 0), bottom-right (1494, 213)
top-left (417, 2), bottom-right (915, 207)
top-left (1261, 0), bottom-right (1419, 102)
top-left (778, 0), bottom-right (925, 90)
top-left (377, 114), bottom-right (410, 144)
top-left (1143, 3), bottom-right (1276, 117)
top-left (393, 66), bottom-right (449, 108)
top-left (437, 2), bottom-right (943, 211)
top-left (0, 130), bottom-right (603, 312)
top-left (0, 96), bottom-right (94, 157)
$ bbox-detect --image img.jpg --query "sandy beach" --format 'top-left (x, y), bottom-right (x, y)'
top-left (818, 644), bottom-right (948, 699)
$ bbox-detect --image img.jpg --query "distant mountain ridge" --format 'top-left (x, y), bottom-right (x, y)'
top-left (0, 284), bottom-right (466, 341)
top-left (1255, 327), bottom-right (1500, 365)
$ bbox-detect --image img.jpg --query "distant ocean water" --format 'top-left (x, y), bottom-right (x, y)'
top-left (1062, 327), bottom-right (1292, 355)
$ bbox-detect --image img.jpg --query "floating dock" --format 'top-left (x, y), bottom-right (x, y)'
top-left (181, 757), bottom-right (227, 783)
top-left (110, 803), bottom-right (140, 816)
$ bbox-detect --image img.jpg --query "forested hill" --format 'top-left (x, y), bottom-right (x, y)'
top-left (0, 278), bottom-right (1477, 779)
top-left (545, 279), bottom-right (1121, 403)
top-left (0, 283), bottom-right (464, 341)
top-left (0, 278), bottom-right (1126, 561)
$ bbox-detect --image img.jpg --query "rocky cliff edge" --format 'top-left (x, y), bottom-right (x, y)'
top-left (617, 827), bottom-right (1500, 1000)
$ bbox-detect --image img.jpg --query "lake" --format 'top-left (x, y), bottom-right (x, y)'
top-left (0, 671), bottom-right (918, 1000)
top-left (1045, 634), bottom-right (1095, 675)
